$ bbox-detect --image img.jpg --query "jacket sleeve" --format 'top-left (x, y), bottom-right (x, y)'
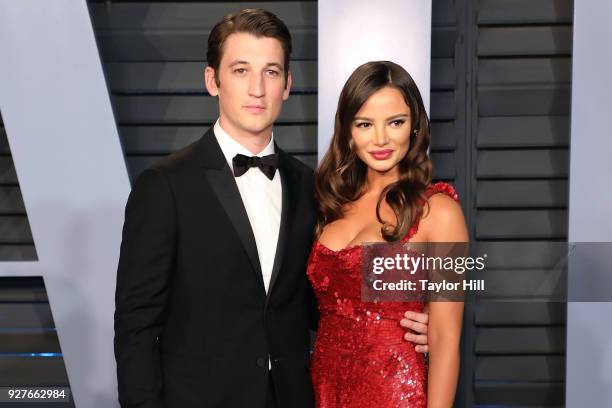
top-left (114, 168), bottom-right (176, 408)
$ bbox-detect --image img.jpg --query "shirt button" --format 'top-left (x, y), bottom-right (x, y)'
top-left (256, 357), bottom-right (266, 367)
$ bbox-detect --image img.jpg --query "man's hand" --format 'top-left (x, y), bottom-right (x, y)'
top-left (400, 309), bottom-right (429, 353)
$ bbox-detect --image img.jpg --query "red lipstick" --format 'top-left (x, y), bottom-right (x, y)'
top-left (369, 149), bottom-right (394, 160)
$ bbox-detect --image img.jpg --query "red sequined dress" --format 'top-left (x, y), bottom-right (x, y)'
top-left (307, 182), bottom-right (459, 408)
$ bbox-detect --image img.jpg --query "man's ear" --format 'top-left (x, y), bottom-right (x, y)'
top-left (282, 70), bottom-right (292, 101)
top-left (204, 66), bottom-right (219, 96)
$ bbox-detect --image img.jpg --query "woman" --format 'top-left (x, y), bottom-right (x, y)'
top-left (307, 61), bottom-right (467, 407)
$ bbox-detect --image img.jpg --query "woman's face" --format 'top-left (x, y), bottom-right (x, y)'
top-left (350, 86), bottom-right (412, 175)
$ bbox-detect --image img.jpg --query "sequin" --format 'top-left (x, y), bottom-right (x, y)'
top-left (307, 183), bottom-right (459, 407)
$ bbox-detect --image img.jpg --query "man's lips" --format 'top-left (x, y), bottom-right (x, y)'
top-left (244, 105), bottom-right (266, 113)
top-left (369, 149), bottom-right (394, 160)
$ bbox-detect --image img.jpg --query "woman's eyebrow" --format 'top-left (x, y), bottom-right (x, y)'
top-left (386, 113), bottom-right (411, 120)
top-left (353, 113), bottom-right (411, 121)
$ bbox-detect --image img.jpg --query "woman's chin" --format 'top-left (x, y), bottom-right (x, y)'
top-left (366, 162), bottom-right (399, 174)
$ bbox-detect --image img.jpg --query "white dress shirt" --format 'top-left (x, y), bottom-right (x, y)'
top-left (213, 120), bottom-right (282, 294)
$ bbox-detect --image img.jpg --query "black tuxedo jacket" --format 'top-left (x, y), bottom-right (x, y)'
top-left (114, 128), bottom-right (318, 408)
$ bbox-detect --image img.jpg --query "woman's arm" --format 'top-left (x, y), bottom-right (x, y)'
top-left (427, 298), bottom-right (464, 408)
top-left (422, 194), bottom-right (468, 408)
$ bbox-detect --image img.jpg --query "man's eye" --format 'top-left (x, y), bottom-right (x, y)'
top-left (266, 70), bottom-right (280, 76)
top-left (234, 68), bottom-right (247, 74)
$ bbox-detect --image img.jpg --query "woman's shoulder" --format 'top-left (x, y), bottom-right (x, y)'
top-left (422, 182), bottom-right (461, 220)
top-left (420, 182), bottom-right (468, 242)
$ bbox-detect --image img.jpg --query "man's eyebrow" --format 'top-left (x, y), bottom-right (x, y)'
top-left (228, 60), bottom-right (249, 67)
top-left (265, 62), bottom-right (284, 71)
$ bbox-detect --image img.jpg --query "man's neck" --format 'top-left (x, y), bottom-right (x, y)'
top-left (218, 117), bottom-right (272, 155)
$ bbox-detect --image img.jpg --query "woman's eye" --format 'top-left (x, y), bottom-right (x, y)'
top-left (356, 122), bottom-right (371, 128)
top-left (389, 119), bottom-right (406, 127)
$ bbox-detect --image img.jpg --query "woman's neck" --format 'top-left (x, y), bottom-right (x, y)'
top-left (364, 167), bottom-right (400, 195)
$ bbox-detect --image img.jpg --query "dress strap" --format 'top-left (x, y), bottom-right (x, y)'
top-left (402, 182), bottom-right (459, 242)
top-left (422, 181), bottom-right (459, 203)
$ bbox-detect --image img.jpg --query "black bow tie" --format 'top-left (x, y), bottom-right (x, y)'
top-left (232, 153), bottom-right (278, 180)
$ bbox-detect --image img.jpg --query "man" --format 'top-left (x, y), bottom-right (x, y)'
top-left (114, 8), bottom-right (430, 408)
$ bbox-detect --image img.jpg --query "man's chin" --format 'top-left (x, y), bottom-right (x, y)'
top-left (240, 122), bottom-right (274, 137)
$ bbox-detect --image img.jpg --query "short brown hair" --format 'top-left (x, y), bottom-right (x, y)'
top-left (207, 8), bottom-right (292, 83)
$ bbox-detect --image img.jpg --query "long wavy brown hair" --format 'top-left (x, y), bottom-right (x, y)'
top-left (315, 61), bottom-right (433, 242)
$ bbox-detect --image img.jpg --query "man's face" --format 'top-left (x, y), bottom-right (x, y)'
top-left (205, 32), bottom-right (291, 141)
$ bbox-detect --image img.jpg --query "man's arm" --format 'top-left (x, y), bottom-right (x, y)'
top-left (114, 168), bottom-right (176, 408)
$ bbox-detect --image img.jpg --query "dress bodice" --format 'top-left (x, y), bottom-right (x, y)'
top-left (308, 182), bottom-right (459, 322)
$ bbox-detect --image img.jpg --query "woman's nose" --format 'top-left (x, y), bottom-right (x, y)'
top-left (373, 126), bottom-right (389, 146)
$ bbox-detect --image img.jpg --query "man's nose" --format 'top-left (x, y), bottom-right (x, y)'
top-left (248, 74), bottom-right (265, 97)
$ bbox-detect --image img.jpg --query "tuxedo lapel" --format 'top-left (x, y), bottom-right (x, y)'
top-left (266, 148), bottom-right (301, 305)
top-left (198, 129), bottom-right (265, 291)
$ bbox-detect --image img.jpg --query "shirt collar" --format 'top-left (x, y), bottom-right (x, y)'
top-left (213, 119), bottom-right (275, 169)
